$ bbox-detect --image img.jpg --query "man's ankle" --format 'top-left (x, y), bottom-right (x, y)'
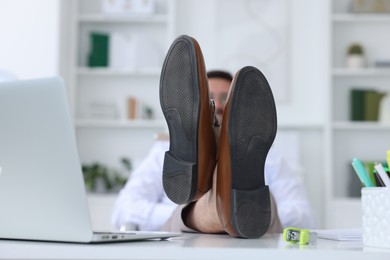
top-left (183, 196), bottom-right (223, 233)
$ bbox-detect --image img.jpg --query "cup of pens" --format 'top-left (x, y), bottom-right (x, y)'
top-left (353, 155), bottom-right (390, 249)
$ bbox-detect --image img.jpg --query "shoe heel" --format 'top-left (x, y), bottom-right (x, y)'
top-left (231, 185), bottom-right (271, 238)
top-left (162, 151), bottom-right (197, 204)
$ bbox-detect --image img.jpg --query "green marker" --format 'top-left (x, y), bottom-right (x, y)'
top-left (351, 158), bottom-right (374, 187)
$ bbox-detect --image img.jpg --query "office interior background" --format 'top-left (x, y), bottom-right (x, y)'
top-left (1, 0), bottom-right (390, 230)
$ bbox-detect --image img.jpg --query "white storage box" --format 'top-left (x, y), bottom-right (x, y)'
top-left (362, 187), bottom-right (390, 249)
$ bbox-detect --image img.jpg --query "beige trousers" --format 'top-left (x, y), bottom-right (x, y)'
top-left (161, 117), bottom-right (283, 234)
top-left (161, 193), bottom-right (283, 234)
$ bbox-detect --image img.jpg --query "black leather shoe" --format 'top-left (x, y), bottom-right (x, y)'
top-left (216, 66), bottom-right (277, 238)
top-left (160, 35), bottom-right (217, 204)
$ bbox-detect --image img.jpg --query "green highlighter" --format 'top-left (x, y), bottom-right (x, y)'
top-left (351, 158), bottom-right (374, 187)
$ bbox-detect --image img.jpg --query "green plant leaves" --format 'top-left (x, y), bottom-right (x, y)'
top-left (82, 157), bottom-right (132, 193)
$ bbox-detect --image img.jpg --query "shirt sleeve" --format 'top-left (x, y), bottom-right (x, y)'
top-left (265, 147), bottom-right (316, 229)
top-left (111, 141), bottom-right (177, 231)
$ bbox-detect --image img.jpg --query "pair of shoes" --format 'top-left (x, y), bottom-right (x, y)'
top-left (160, 35), bottom-right (277, 239)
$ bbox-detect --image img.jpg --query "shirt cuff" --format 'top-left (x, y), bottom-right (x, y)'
top-left (142, 203), bottom-right (177, 231)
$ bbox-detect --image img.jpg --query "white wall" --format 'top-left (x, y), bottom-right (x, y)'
top-left (0, 0), bottom-right (61, 80)
top-left (176, 0), bottom-right (329, 126)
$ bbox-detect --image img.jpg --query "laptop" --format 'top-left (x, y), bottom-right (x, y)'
top-left (0, 77), bottom-right (180, 243)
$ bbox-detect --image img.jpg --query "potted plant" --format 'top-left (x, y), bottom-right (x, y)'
top-left (82, 157), bottom-right (132, 193)
top-left (82, 163), bottom-right (112, 193)
top-left (346, 43), bottom-right (365, 68)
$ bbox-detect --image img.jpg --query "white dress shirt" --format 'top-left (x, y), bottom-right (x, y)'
top-left (111, 140), bottom-right (315, 231)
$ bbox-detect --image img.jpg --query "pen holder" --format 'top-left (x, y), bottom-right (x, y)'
top-left (362, 187), bottom-right (390, 249)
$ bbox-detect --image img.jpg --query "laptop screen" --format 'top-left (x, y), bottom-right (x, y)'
top-left (0, 77), bottom-right (94, 242)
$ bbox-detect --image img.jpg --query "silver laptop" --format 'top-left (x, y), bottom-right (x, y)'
top-left (0, 77), bottom-right (180, 243)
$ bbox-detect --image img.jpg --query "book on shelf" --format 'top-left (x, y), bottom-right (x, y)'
top-left (350, 88), bottom-right (385, 121)
top-left (375, 60), bottom-right (390, 68)
top-left (88, 32), bottom-right (109, 67)
top-left (109, 32), bottom-right (136, 70)
top-left (88, 100), bottom-right (119, 119)
top-left (101, 0), bottom-right (156, 14)
top-left (351, 0), bottom-right (390, 13)
top-left (350, 89), bottom-right (365, 121)
top-left (87, 32), bottom-right (162, 70)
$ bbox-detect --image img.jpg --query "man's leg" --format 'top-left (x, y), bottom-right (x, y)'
top-left (183, 67), bottom-right (280, 238)
top-left (161, 165), bottom-right (222, 233)
top-left (216, 66), bottom-right (278, 238)
top-left (183, 166), bottom-right (222, 233)
top-left (162, 166), bottom-right (282, 234)
top-left (184, 192), bottom-right (282, 234)
top-left (160, 36), bottom-right (280, 237)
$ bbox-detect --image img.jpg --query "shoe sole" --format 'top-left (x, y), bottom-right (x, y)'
top-left (225, 66), bottom-right (277, 238)
top-left (159, 35), bottom-right (215, 204)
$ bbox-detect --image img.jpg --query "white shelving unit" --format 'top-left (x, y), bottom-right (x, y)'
top-left (333, 68), bottom-right (390, 76)
top-left (75, 118), bottom-right (166, 128)
top-left (327, 0), bottom-right (390, 228)
top-left (76, 67), bottom-right (162, 76)
top-left (332, 13), bottom-right (390, 22)
top-left (78, 14), bottom-right (169, 23)
top-left (61, 0), bottom-right (176, 171)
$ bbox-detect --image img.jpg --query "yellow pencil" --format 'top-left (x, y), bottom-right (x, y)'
top-left (387, 150), bottom-right (390, 168)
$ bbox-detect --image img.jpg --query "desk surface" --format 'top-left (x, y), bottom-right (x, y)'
top-left (1, 233), bottom-right (389, 259)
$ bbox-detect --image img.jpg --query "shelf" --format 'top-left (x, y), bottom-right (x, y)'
top-left (333, 13), bottom-right (390, 22)
top-left (77, 67), bottom-right (161, 77)
top-left (332, 68), bottom-right (390, 76)
top-left (75, 119), bottom-right (324, 130)
top-left (75, 119), bottom-right (166, 129)
top-left (333, 121), bottom-right (390, 130)
top-left (78, 14), bottom-right (169, 23)
top-left (330, 197), bottom-right (361, 204)
top-left (277, 122), bottom-right (324, 130)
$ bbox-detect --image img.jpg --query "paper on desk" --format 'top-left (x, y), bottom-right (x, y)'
top-left (314, 228), bottom-right (362, 241)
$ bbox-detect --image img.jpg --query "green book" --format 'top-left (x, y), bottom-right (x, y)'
top-left (350, 89), bottom-right (366, 121)
top-left (88, 32), bottom-right (109, 67)
top-left (364, 90), bottom-right (385, 121)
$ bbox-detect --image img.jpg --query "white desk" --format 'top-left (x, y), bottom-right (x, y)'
top-left (1, 233), bottom-right (389, 260)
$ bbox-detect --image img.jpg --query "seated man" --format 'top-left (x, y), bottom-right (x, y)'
top-left (112, 35), bottom-right (315, 237)
top-left (111, 69), bottom-right (232, 231)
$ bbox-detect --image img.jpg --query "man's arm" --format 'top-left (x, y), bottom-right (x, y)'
top-left (111, 141), bottom-right (177, 231)
top-left (265, 148), bottom-right (315, 229)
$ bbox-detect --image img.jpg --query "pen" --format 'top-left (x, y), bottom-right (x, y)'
top-left (374, 171), bottom-right (385, 187)
top-left (351, 158), bottom-right (374, 187)
top-left (374, 162), bottom-right (390, 187)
